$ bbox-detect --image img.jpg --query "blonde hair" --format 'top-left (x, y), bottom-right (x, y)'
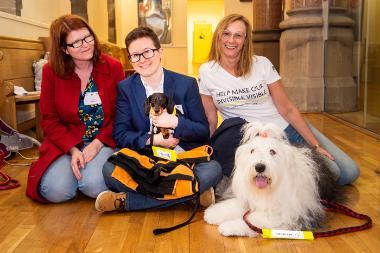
top-left (209, 14), bottom-right (253, 77)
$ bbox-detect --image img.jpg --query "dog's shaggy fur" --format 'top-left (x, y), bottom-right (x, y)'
top-left (204, 122), bottom-right (339, 237)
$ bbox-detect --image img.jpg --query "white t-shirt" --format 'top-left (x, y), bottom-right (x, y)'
top-left (141, 67), bottom-right (164, 97)
top-left (198, 55), bottom-right (289, 129)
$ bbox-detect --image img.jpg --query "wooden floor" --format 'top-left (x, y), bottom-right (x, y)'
top-left (331, 111), bottom-right (380, 136)
top-left (1, 114), bottom-right (379, 253)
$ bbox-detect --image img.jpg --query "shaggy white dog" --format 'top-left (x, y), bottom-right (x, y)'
top-left (204, 122), bottom-right (337, 237)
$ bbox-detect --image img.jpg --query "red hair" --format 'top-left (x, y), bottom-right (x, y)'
top-left (48, 14), bottom-right (101, 77)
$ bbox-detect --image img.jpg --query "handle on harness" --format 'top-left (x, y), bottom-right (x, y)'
top-left (153, 173), bottom-right (202, 235)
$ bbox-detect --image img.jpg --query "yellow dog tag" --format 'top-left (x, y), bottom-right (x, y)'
top-left (262, 229), bottom-right (314, 240)
top-left (152, 146), bottom-right (177, 161)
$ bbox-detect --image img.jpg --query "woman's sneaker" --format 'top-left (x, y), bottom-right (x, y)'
top-left (95, 191), bottom-right (126, 212)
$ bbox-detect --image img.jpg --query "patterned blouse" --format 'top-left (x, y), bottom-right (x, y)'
top-left (78, 77), bottom-right (104, 141)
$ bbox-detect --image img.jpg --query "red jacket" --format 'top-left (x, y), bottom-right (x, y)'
top-left (26, 54), bottom-right (125, 202)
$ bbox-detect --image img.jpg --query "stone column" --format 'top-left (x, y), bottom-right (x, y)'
top-left (279, 0), bottom-right (356, 112)
top-left (252, 0), bottom-right (283, 71)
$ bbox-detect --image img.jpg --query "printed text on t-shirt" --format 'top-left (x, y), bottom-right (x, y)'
top-left (215, 82), bottom-right (269, 107)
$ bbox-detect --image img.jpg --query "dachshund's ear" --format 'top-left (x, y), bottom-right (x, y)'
top-left (144, 96), bottom-right (151, 116)
top-left (166, 97), bottom-right (175, 114)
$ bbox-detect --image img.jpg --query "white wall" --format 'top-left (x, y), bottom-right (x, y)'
top-left (22, 0), bottom-right (70, 24)
top-left (116, 0), bottom-right (138, 47)
top-left (0, 0), bottom-right (70, 40)
top-left (88, 0), bottom-right (109, 43)
top-left (187, 0), bottom-right (224, 75)
top-left (224, 0), bottom-right (253, 23)
top-left (0, 11), bottom-right (49, 39)
top-left (162, 0), bottom-right (188, 74)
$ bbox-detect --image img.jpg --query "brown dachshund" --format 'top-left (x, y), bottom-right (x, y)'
top-left (144, 93), bottom-right (175, 139)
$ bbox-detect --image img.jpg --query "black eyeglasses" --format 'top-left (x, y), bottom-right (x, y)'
top-left (65, 34), bottom-right (95, 48)
top-left (128, 48), bottom-right (160, 63)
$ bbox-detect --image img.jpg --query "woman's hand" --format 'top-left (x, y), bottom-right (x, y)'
top-left (153, 133), bottom-right (179, 149)
top-left (69, 146), bottom-right (85, 180)
top-left (151, 109), bottom-right (178, 129)
top-left (82, 139), bottom-right (104, 163)
top-left (269, 81), bottom-right (335, 161)
top-left (316, 146), bottom-right (335, 161)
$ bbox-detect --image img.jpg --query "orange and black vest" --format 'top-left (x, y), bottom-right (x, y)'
top-left (107, 145), bottom-right (213, 234)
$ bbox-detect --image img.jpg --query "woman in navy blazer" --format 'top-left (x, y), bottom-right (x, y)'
top-left (113, 68), bottom-right (210, 151)
top-left (95, 27), bottom-right (222, 212)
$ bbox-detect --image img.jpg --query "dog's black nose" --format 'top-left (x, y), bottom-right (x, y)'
top-left (255, 163), bottom-right (266, 173)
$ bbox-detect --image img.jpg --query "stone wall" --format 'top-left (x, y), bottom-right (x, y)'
top-left (279, 3), bottom-right (356, 112)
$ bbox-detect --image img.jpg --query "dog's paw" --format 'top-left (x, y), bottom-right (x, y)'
top-left (218, 220), bottom-right (258, 237)
top-left (204, 205), bottom-right (226, 225)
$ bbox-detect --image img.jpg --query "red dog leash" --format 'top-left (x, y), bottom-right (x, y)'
top-left (0, 151), bottom-right (20, 190)
top-left (243, 199), bottom-right (372, 238)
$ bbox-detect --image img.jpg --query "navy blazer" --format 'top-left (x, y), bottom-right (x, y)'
top-left (113, 68), bottom-right (210, 151)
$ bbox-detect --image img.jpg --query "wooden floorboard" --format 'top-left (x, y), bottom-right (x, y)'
top-left (0, 114), bottom-right (379, 253)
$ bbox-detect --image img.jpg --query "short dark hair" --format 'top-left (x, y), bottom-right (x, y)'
top-left (125, 27), bottom-right (161, 54)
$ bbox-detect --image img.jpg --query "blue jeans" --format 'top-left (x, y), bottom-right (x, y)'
top-left (103, 160), bottom-right (223, 211)
top-left (285, 123), bottom-right (360, 185)
top-left (40, 144), bottom-right (113, 202)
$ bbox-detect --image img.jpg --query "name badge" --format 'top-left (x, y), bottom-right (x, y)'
top-left (152, 146), bottom-right (177, 161)
top-left (262, 229), bottom-right (314, 240)
top-left (175, 105), bottom-right (184, 115)
top-left (84, 92), bottom-right (102, 105)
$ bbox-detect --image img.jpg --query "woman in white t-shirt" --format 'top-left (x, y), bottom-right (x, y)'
top-left (199, 14), bottom-right (359, 185)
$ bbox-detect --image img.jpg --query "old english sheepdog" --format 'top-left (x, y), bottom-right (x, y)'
top-left (204, 122), bottom-right (338, 237)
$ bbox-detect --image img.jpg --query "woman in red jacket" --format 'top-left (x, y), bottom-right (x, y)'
top-left (26, 15), bottom-right (125, 203)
